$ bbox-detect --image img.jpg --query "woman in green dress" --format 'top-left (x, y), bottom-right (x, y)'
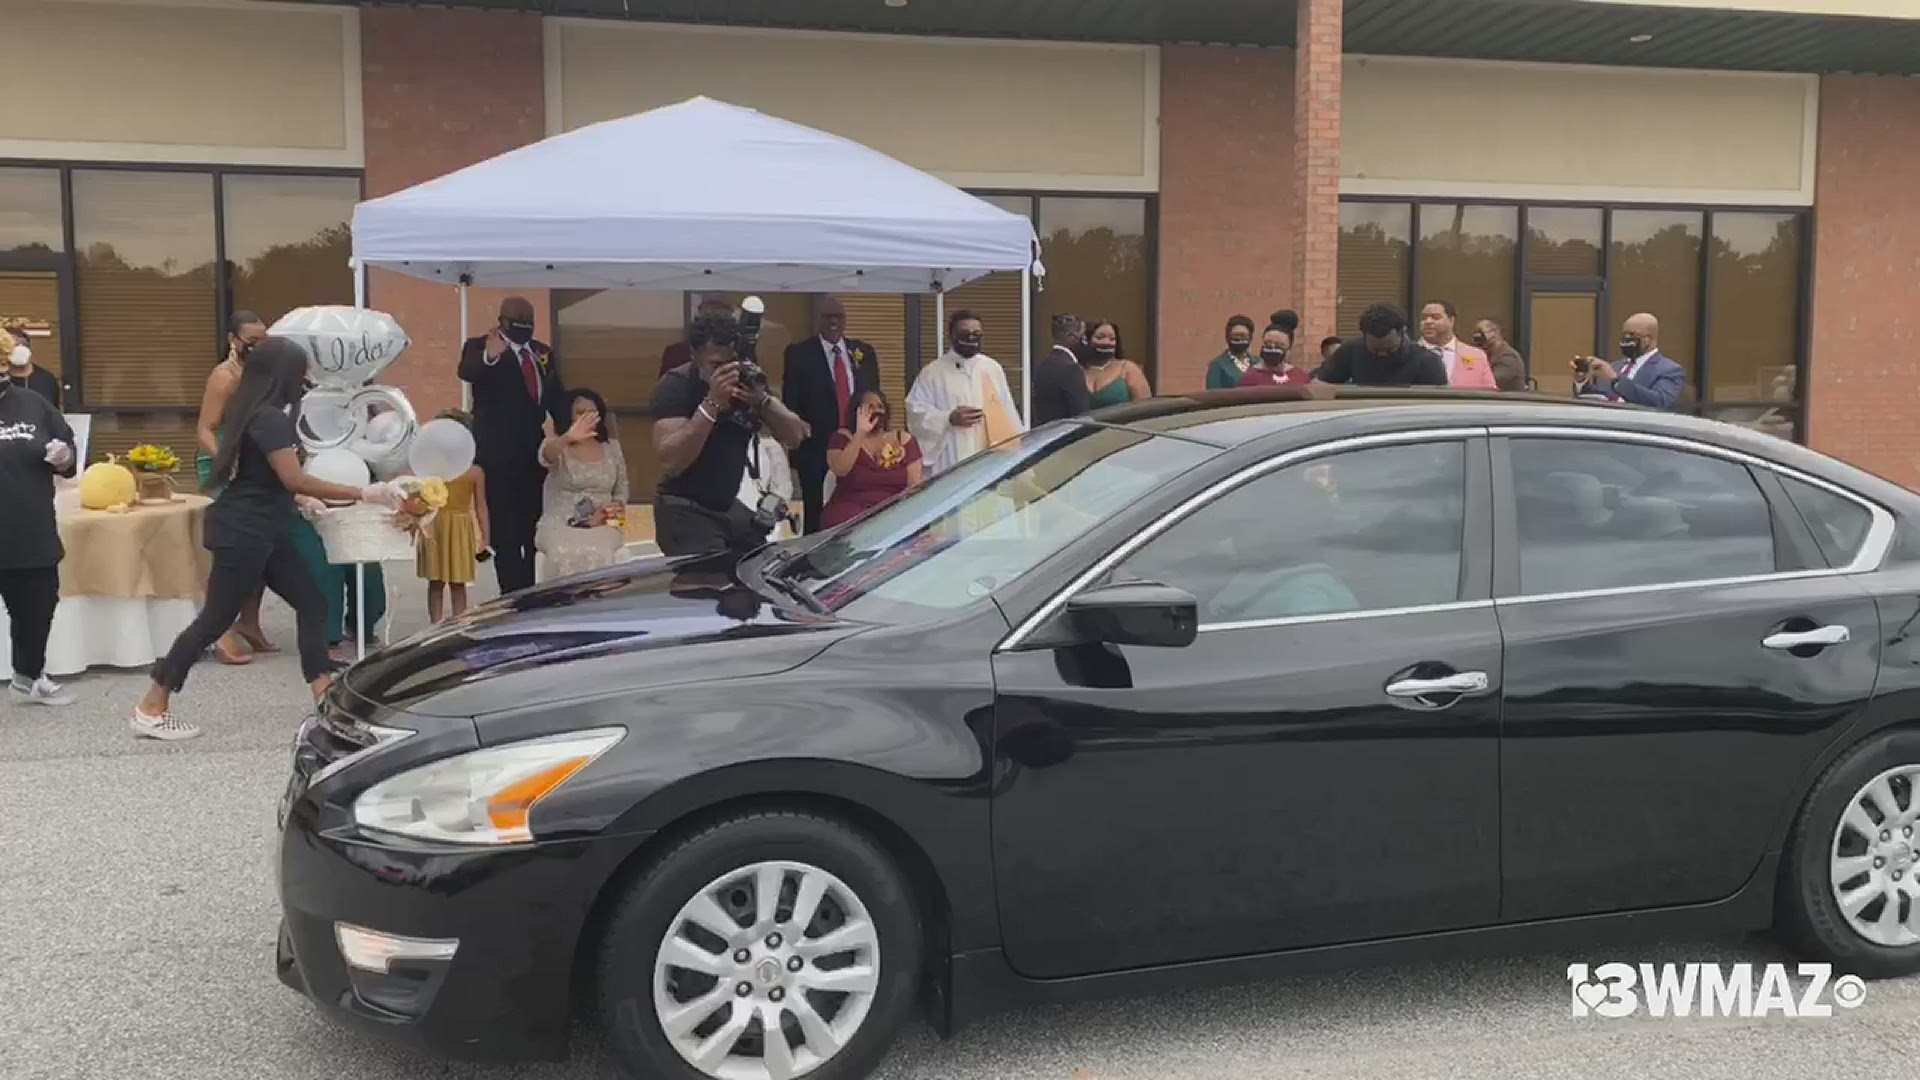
top-left (1081, 320), bottom-right (1152, 409)
top-left (193, 312), bottom-right (273, 663)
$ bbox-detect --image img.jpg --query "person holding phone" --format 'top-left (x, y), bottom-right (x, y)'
top-left (536, 388), bottom-right (629, 580)
top-left (822, 389), bottom-right (922, 529)
top-left (1571, 312), bottom-right (1686, 409)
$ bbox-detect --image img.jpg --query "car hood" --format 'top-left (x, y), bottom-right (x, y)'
top-left (342, 552), bottom-right (853, 719)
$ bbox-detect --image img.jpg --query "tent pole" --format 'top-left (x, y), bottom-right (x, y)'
top-left (352, 258), bottom-right (365, 308)
top-left (459, 284), bottom-right (472, 412)
top-left (1019, 267), bottom-right (1032, 423)
top-left (354, 563), bottom-right (367, 662)
top-left (935, 289), bottom-right (945, 358)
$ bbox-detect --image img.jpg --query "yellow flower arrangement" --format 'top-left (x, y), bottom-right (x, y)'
top-left (416, 476), bottom-right (449, 511)
top-left (126, 444), bottom-right (181, 473)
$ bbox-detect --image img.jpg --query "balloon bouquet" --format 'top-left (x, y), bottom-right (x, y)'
top-left (270, 306), bottom-right (478, 656)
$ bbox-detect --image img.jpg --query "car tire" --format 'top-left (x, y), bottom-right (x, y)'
top-left (597, 809), bottom-right (923, 1080)
top-left (1779, 729), bottom-right (1920, 979)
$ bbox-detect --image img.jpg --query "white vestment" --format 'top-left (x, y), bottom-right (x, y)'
top-left (905, 350), bottom-right (1025, 476)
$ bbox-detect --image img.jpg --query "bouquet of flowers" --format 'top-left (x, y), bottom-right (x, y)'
top-left (389, 475), bottom-right (448, 538)
top-left (126, 444), bottom-right (180, 473)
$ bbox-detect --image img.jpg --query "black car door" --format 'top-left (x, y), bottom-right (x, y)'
top-left (990, 433), bottom-right (1504, 979)
top-left (1490, 431), bottom-right (1882, 921)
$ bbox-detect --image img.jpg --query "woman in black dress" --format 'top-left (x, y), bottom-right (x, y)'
top-left (132, 338), bottom-right (399, 740)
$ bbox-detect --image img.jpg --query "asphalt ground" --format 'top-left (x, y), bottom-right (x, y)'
top-left (5, 575), bottom-right (1918, 1080)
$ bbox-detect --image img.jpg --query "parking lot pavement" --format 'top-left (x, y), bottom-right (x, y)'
top-left (5, 577), bottom-right (1919, 1080)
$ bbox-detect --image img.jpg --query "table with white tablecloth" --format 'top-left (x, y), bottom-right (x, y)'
top-left (1, 492), bottom-right (211, 678)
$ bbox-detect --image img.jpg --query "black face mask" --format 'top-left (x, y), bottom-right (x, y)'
top-left (1471, 333), bottom-right (1490, 349)
top-left (1261, 347), bottom-right (1288, 366)
top-left (503, 320), bottom-right (536, 346)
top-left (1619, 336), bottom-right (1645, 360)
top-left (1227, 339), bottom-right (1252, 355)
top-left (1093, 345), bottom-right (1117, 359)
top-left (234, 338), bottom-right (256, 360)
top-left (954, 335), bottom-right (982, 359)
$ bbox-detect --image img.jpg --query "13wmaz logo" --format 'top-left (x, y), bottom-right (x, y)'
top-left (1567, 962), bottom-right (1868, 1018)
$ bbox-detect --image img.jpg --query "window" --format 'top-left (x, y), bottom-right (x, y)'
top-left (1610, 210), bottom-right (1702, 403)
top-left (1120, 443), bottom-right (1468, 624)
top-left (1337, 203), bottom-right (1411, 339)
top-left (0, 168), bottom-right (63, 254)
top-left (1510, 439), bottom-right (1776, 595)
top-left (1035, 197), bottom-right (1152, 385)
top-left (72, 170), bottom-right (218, 408)
top-left (1708, 212), bottom-right (1801, 403)
top-left (1778, 475), bottom-right (1874, 569)
top-left (785, 425), bottom-right (1213, 624)
top-left (1525, 207), bottom-right (1602, 277)
top-left (1418, 204), bottom-right (1517, 341)
top-left (223, 174), bottom-right (358, 325)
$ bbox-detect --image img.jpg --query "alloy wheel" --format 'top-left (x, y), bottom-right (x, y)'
top-left (652, 859), bottom-right (881, 1079)
top-left (1828, 764), bottom-right (1920, 947)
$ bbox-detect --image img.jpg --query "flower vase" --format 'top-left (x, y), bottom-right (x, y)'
top-left (136, 471), bottom-right (176, 505)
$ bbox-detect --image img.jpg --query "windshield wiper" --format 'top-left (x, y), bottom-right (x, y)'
top-left (757, 550), bottom-right (830, 615)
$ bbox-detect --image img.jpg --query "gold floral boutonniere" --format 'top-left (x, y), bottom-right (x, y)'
top-left (854, 347), bottom-right (868, 365)
top-left (876, 441), bottom-right (905, 469)
top-left (534, 349), bottom-right (552, 373)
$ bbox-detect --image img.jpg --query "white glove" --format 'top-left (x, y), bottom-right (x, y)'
top-left (360, 481), bottom-right (403, 508)
top-left (294, 495), bottom-right (326, 519)
top-left (43, 439), bottom-right (72, 469)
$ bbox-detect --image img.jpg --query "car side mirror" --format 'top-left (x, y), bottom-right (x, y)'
top-left (1065, 582), bottom-right (1198, 649)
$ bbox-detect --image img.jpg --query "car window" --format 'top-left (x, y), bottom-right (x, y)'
top-left (1117, 442), bottom-right (1468, 624)
top-left (788, 424), bottom-right (1215, 623)
top-left (1777, 475), bottom-right (1874, 569)
top-left (1510, 438), bottom-right (1776, 595)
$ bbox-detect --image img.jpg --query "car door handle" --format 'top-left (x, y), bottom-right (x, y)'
top-left (1385, 672), bottom-right (1490, 699)
top-left (1762, 625), bottom-right (1851, 650)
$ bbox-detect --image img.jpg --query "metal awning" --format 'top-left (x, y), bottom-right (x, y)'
top-left (319, 0), bottom-right (1920, 75)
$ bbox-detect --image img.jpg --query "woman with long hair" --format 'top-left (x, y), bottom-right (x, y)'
top-left (1080, 320), bottom-right (1151, 409)
top-left (132, 338), bottom-right (398, 740)
top-left (192, 310), bottom-right (274, 664)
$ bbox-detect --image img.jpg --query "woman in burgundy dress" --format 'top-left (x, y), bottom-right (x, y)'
top-left (1238, 322), bottom-right (1312, 387)
top-left (821, 389), bottom-right (924, 529)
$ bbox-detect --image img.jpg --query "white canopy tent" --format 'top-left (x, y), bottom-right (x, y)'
top-left (350, 95), bottom-right (1041, 403)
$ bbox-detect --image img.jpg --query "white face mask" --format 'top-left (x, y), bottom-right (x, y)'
top-left (9, 344), bottom-right (29, 369)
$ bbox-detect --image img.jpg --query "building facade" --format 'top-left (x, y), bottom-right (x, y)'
top-left (2, 0), bottom-right (1917, 491)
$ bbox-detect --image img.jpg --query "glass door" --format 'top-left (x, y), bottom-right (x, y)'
top-left (1525, 289), bottom-right (1598, 399)
top-left (0, 254), bottom-right (77, 406)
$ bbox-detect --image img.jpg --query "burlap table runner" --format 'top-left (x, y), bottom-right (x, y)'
top-left (56, 495), bottom-right (213, 601)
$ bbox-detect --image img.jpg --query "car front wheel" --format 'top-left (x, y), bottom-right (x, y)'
top-left (598, 810), bottom-right (923, 1080)
top-left (1781, 730), bottom-right (1920, 979)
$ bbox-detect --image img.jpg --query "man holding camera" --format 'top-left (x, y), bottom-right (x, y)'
top-left (650, 309), bottom-right (807, 555)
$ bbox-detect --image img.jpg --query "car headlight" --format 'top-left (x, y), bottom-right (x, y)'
top-left (352, 727), bottom-right (625, 845)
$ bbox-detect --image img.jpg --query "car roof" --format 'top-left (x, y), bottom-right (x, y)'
top-left (1091, 387), bottom-right (1917, 510)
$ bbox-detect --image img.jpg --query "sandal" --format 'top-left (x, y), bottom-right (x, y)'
top-left (235, 625), bottom-right (280, 654)
top-left (212, 633), bottom-right (253, 666)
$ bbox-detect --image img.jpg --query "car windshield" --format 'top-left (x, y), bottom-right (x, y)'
top-left (781, 424), bottom-right (1215, 623)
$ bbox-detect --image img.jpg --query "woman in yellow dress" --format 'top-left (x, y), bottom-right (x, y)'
top-left (416, 410), bottom-right (489, 621)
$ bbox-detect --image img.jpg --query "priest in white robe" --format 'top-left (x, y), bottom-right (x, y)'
top-left (906, 314), bottom-right (1025, 476)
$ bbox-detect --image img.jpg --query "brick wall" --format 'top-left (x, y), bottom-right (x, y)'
top-left (1155, 46), bottom-right (1295, 392)
top-left (1290, 0), bottom-right (1343, 352)
top-left (1807, 75), bottom-right (1920, 488)
top-left (360, 7), bottom-right (547, 420)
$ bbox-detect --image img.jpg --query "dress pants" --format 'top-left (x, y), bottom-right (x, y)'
top-left (796, 459), bottom-right (829, 536)
top-left (485, 460), bottom-right (545, 594)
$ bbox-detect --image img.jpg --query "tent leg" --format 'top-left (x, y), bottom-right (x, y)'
top-left (354, 563), bottom-right (367, 662)
top-left (935, 290), bottom-right (945, 358)
top-left (459, 284), bottom-right (472, 412)
top-left (1019, 267), bottom-right (1032, 423)
top-left (352, 259), bottom-right (365, 308)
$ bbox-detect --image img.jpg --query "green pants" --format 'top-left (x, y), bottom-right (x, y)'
top-left (288, 515), bottom-right (388, 645)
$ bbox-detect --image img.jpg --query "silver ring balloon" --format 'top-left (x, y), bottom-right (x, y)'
top-left (272, 306), bottom-right (419, 478)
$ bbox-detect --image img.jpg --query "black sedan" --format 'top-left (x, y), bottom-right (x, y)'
top-left (278, 389), bottom-right (1920, 1080)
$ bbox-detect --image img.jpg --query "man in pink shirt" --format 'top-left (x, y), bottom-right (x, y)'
top-left (1419, 300), bottom-right (1497, 389)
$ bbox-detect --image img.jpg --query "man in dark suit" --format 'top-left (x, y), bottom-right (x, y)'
top-left (457, 296), bottom-right (567, 594)
top-left (782, 297), bottom-right (879, 534)
top-left (1572, 312), bottom-right (1686, 410)
top-left (1031, 313), bottom-right (1091, 426)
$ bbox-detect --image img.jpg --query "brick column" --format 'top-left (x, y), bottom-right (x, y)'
top-left (360, 7), bottom-right (546, 420)
top-left (1291, 0), bottom-right (1343, 345)
top-left (1155, 46), bottom-right (1295, 392)
top-left (1807, 75), bottom-right (1920, 487)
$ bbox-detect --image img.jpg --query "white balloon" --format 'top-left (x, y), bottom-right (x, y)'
top-left (270, 306), bottom-right (411, 391)
top-left (407, 418), bottom-right (477, 480)
top-left (306, 447), bottom-right (371, 488)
